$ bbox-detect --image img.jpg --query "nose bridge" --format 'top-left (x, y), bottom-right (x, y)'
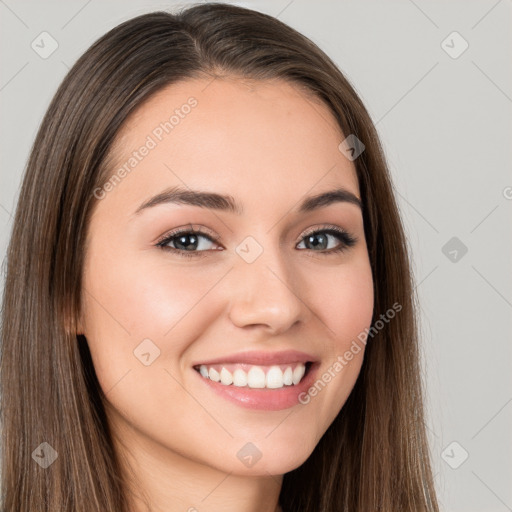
top-left (227, 234), bottom-right (307, 332)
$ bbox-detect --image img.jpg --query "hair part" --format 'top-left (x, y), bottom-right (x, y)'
top-left (1, 3), bottom-right (439, 511)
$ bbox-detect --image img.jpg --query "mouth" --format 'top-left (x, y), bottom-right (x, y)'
top-left (193, 361), bottom-right (313, 389)
top-left (191, 350), bottom-right (319, 411)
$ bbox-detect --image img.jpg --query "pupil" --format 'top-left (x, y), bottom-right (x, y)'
top-left (177, 234), bottom-right (197, 250)
top-left (307, 233), bottom-right (327, 250)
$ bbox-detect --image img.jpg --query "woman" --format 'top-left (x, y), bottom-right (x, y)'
top-left (0, 3), bottom-right (439, 511)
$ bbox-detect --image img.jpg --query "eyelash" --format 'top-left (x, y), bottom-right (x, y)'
top-left (155, 224), bottom-right (357, 259)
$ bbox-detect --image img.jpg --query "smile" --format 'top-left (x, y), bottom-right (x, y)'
top-left (191, 350), bottom-right (319, 410)
top-left (193, 362), bottom-right (311, 389)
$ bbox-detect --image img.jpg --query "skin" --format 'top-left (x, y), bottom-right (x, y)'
top-left (79, 76), bottom-right (374, 512)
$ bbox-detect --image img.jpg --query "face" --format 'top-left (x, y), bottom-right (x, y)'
top-left (80, 77), bottom-right (374, 477)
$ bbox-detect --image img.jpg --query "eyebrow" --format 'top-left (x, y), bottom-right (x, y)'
top-left (133, 185), bottom-right (362, 216)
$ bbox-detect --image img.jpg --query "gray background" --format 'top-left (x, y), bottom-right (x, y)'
top-left (1, 1), bottom-right (511, 510)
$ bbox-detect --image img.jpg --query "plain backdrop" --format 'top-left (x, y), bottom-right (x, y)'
top-left (1, 1), bottom-right (511, 511)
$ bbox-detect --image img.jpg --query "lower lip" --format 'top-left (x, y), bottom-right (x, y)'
top-left (194, 363), bottom-right (319, 411)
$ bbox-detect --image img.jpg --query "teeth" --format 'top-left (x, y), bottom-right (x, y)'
top-left (266, 366), bottom-right (283, 389)
top-left (208, 367), bottom-right (220, 382)
top-left (233, 368), bottom-right (248, 387)
top-left (283, 366), bottom-right (293, 386)
top-left (247, 366), bottom-right (266, 388)
top-left (292, 364), bottom-right (306, 385)
top-left (220, 367), bottom-right (233, 385)
top-left (197, 363), bottom-right (307, 389)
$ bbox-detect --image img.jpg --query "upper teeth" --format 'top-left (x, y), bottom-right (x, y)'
top-left (197, 363), bottom-right (307, 389)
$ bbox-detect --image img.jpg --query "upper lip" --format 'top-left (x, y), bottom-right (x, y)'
top-left (192, 350), bottom-right (317, 367)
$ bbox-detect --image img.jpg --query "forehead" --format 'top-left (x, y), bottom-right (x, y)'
top-left (102, 77), bottom-right (360, 215)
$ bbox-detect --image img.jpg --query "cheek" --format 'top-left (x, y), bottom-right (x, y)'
top-left (80, 248), bottom-right (222, 427)
top-left (81, 243), bottom-right (227, 369)
top-left (314, 258), bottom-right (374, 350)
top-left (300, 258), bottom-right (373, 416)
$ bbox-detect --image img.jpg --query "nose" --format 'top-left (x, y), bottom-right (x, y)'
top-left (227, 242), bottom-right (309, 335)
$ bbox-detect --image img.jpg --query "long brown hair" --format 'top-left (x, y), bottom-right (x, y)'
top-left (0, 3), bottom-right (439, 511)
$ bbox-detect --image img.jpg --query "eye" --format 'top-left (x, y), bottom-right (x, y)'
top-left (155, 225), bottom-right (221, 259)
top-left (155, 223), bottom-right (357, 259)
top-left (297, 224), bottom-right (357, 255)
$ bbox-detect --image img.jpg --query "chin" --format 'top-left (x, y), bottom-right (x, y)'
top-left (213, 433), bottom-right (319, 477)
